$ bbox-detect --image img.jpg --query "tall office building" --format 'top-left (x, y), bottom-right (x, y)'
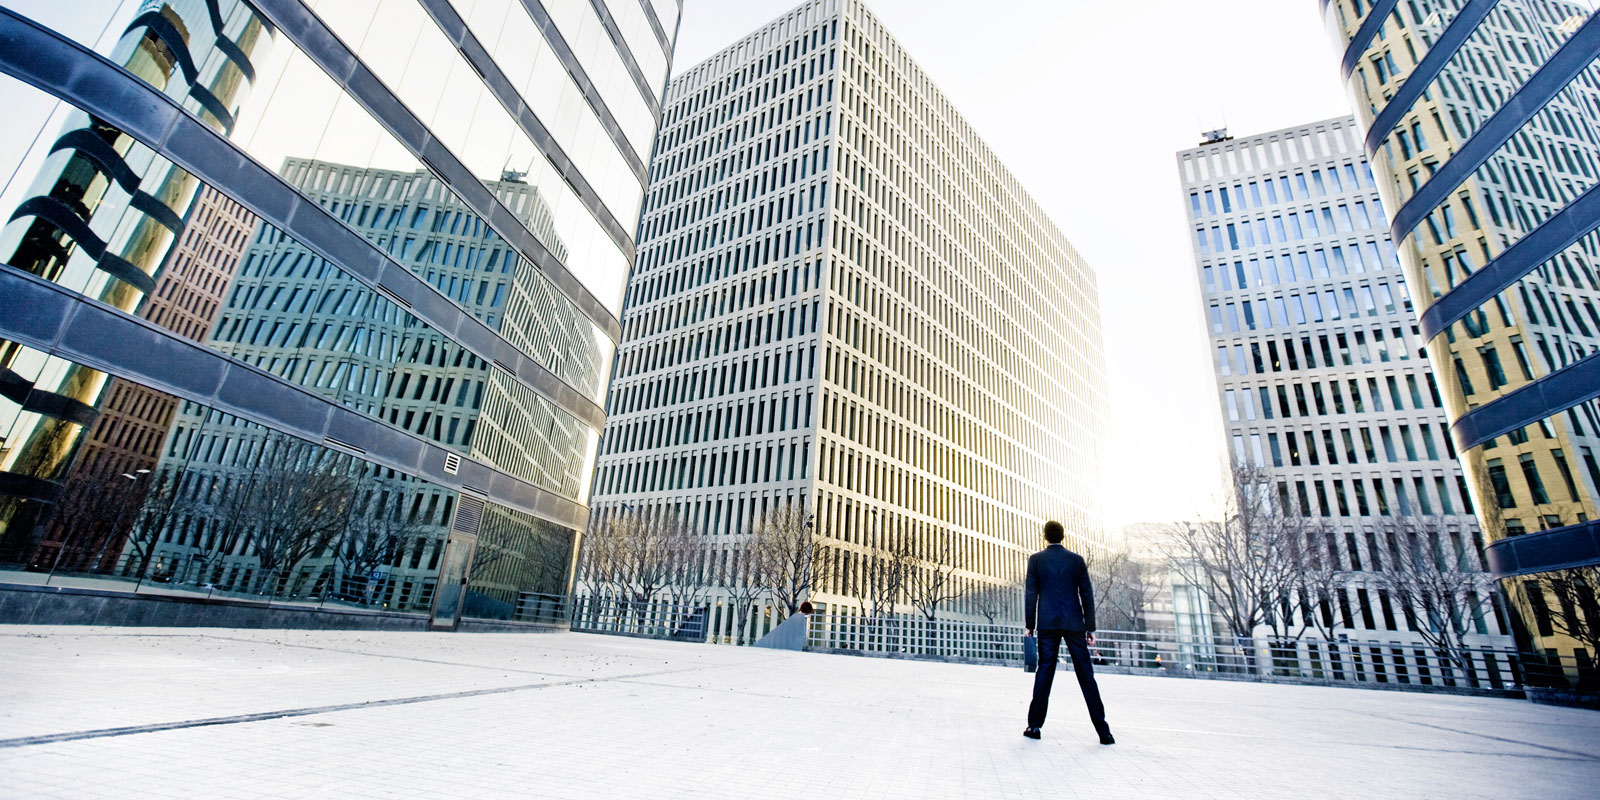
top-left (1181, 117), bottom-right (1510, 651)
top-left (1324, 0), bottom-right (1600, 703)
top-left (590, 0), bottom-right (1111, 633)
top-left (0, 0), bottom-right (677, 630)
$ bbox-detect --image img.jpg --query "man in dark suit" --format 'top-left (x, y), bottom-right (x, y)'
top-left (1023, 520), bottom-right (1113, 744)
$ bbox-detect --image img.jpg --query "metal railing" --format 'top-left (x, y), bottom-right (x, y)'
top-left (802, 609), bottom-right (1590, 696)
top-left (0, 552), bottom-right (441, 614)
top-left (569, 594), bottom-right (707, 641)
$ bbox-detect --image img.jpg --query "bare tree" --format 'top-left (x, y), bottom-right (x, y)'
top-left (332, 477), bottom-right (429, 605)
top-left (725, 543), bottom-right (770, 645)
top-left (618, 508), bottom-right (679, 609)
top-left (578, 506), bottom-right (678, 609)
top-left (859, 521), bottom-right (912, 621)
top-left (1162, 463), bottom-right (1311, 671)
top-left (1083, 544), bottom-right (1159, 632)
top-left (122, 468), bottom-right (192, 580)
top-left (241, 435), bottom-right (359, 596)
top-left (1367, 513), bottom-right (1491, 686)
top-left (577, 509), bottom-right (627, 603)
top-left (1290, 524), bottom-right (1348, 644)
top-left (1536, 565), bottom-right (1600, 659)
top-left (906, 527), bottom-right (963, 621)
top-left (750, 501), bottom-right (819, 617)
top-left (968, 581), bottom-right (1019, 625)
top-left (660, 513), bottom-right (711, 612)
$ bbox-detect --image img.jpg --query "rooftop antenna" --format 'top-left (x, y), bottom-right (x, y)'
top-left (1199, 109), bottom-right (1232, 146)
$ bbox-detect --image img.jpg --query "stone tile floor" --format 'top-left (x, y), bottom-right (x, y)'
top-left (0, 627), bottom-right (1596, 799)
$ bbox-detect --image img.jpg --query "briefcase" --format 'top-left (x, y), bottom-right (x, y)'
top-left (1022, 634), bottom-right (1038, 673)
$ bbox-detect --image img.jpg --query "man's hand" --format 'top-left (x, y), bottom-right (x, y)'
top-left (1025, 629), bottom-right (1033, 638)
top-left (1086, 633), bottom-right (1096, 647)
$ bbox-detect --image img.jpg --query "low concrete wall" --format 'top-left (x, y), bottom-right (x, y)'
top-left (1526, 687), bottom-right (1600, 711)
top-left (0, 582), bottom-right (565, 633)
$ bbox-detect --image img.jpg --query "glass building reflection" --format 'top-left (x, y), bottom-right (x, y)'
top-left (0, 0), bottom-right (677, 629)
top-left (1323, 0), bottom-right (1600, 705)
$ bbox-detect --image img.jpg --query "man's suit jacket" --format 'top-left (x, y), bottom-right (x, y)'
top-left (1024, 544), bottom-right (1096, 632)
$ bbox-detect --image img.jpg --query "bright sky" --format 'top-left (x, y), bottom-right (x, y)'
top-left (0, 0), bottom-right (1392, 528)
top-left (670, 0), bottom-right (1356, 527)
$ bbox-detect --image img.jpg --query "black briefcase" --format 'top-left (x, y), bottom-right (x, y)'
top-left (1022, 634), bottom-right (1038, 673)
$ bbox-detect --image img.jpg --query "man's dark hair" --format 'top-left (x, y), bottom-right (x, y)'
top-left (1043, 521), bottom-right (1065, 544)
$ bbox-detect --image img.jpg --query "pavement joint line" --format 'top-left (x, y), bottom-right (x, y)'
top-left (5, 629), bottom-right (748, 683)
top-left (0, 657), bottom-right (787, 750)
top-left (1347, 710), bottom-right (1600, 761)
top-left (192, 634), bottom-right (616, 680)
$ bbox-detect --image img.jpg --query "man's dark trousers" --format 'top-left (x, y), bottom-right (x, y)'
top-left (1027, 630), bottom-right (1106, 733)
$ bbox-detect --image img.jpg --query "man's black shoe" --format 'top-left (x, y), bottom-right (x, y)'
top-left (1023, 728), bottom-right (1041, 740)
top-left (1099, 732), bottom-right (1116, 745)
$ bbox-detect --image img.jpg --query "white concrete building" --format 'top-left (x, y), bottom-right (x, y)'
top-left (1180, 118), bottom-right (1513, 651)
top-left (590, 0), bottom-right (1111, 635)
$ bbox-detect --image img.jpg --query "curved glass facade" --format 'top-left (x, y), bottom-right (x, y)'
top-left (1324, 0), bottom-right (1600, 703)
top-left (0, 0), bottom-right (676, 629)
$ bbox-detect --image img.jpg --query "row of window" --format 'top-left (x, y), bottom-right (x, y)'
top-left (1216, 326), bottom-right (1420, 378)
top-left (1181, 123), bottom-right (1364, 184)
top-left (1188, 160), bottom-right (1377, 220)
top-left (1208, 281), bottom-right (1406, 335)
top-left (1233, 418), bottom-right (1454, 470)
top-left (1202, 238), bottom-right (1401, 294)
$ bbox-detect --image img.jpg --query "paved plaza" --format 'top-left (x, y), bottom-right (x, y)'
top-left (1, 627), bottom-right (1596, 799)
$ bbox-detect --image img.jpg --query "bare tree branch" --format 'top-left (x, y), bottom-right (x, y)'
top-left (1367, 513), bottom-right (1491, 685)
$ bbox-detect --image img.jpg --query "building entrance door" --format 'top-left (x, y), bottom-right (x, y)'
top-left (428, 533), bottom-right (477, 631)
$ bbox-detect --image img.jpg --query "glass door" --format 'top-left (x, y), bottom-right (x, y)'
top-left (428, 533), bottom-right (477, 631)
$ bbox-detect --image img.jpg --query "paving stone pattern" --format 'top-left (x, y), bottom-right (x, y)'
top-left (1, 627), bottom-right (1596, 799)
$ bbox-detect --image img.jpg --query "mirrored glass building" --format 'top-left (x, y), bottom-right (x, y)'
top-left (0, 0), bottom-right (678, 630)
top-left (1323, 0), bottom-right (1600, 704)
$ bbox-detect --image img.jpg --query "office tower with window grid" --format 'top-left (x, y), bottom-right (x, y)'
top-left (590, 0), bottom-right (1111, 632)
top-left (0, 0), bottom-right (679, 630)
top-left (1324, 0), bottom-right (1600, 704)
top-left (1181, 117), bottom-right (1511, 652)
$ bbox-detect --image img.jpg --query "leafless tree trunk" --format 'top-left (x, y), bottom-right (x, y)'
top-left (1161, 463), bottom-right (1309, 673)
top-left (334, 476), bottom-right (428, 605)
top-left (969, 582), bottom-right (1018, 625)
top-left (751, 500), bottom-right (817, 617)
top-left (861, 523), bottom-right (911, 622)
top-left (657, 513), bottom-right (711, 637)
top-left (726, 543), bottom-right (769, 645)
top-left (1535, 565), bottom-right (1600, 660)
top-left (121, 468), bottom-right (191, 580)
top-left (907, 527), bottom-right (961, 622)
top-left (1083, 543), bottom-right (1159, 632)
top-left (35, 465), bottom-right (151, 575)
top-left (241, 434), bottom-right (358, 597)
top-left (1368, 513), bottom-right (1491, 686)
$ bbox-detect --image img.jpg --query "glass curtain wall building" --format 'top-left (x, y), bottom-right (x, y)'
top-left (589, 0), bottom-right (1111, 636)
top-left (1323, 0), bottom-right (1600, 703)
top-left (1181, 117), bottom-right (1511, 655)
top-left (0, 0), bottom-right (677, 629)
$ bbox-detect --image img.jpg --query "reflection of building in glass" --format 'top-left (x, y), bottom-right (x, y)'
top-left (1180, 118), bottom-right (1511, 652)
top-left (145, 158), bottom-right (585, 609)
top-left (1324, 0), bottom-right (1600, 704)
top-left (0, 0), bottom-right (676, 629)
top-left (589, 0), bottom-right (1111, 635)
top-left (33, 185), bottom-right (258, 573)
top-left (0, 1), bottom-right (273, 562)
